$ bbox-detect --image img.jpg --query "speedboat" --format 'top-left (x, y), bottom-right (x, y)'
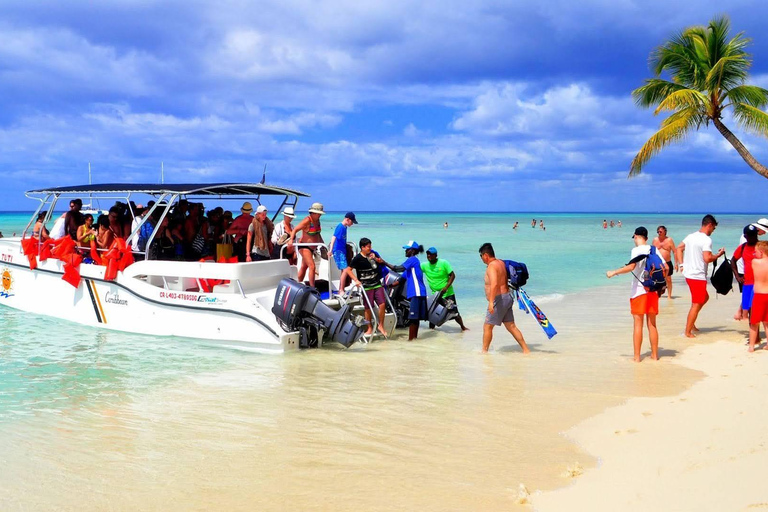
top-left (0, 183), bottom-right (395, 352)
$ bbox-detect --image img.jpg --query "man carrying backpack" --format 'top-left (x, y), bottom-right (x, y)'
top-left (676, 214), bottom-right (726, 338)
top-left (479, 243), bottom-right (530, 354)
top-left (606, 227), bottom-right (660, 362)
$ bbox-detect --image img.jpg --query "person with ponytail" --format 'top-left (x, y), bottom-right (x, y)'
top-left (388, 241), bottom-right (429, 340)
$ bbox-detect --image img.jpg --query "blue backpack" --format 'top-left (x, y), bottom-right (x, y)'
top-left (503, 259), bottom-right (529, 289)
top-left (629, 246), bottom-right (668, 294)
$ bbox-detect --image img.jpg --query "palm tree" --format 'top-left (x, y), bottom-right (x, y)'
top-left (630, 16), bottom-right (768, 179)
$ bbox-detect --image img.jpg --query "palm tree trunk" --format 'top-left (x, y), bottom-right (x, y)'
top-left (712, 118), bottom-right (768, 179)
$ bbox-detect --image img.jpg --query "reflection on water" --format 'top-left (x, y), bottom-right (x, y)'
top-left (0, 280), bottom-right (723, 511)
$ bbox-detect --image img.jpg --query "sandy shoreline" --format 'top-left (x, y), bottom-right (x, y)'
top-left (532, 289), bottom-right (768, 511)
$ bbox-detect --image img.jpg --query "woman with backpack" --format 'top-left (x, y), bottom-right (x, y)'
top-left (606, 226), bottom-right (661, 362)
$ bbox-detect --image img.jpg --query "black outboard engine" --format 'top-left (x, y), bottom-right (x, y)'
top-left (426, 292), bottom-right (459, 327)
top-left (383, 272), bottom-right (411, 328)
top-left (273, 278), bottom-right (366, 349)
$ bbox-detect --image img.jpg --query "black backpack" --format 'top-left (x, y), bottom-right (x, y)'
top-left (710, 254), bottom-right (734, 295)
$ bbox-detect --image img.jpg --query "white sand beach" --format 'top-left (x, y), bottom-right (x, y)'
top-left (533, 293), bottom-right (768, 511)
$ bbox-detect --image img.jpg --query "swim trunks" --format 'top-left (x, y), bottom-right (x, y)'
top-left (364, 286), bottom-right (386, 313)
top-left (742, 284), bottom-right (755, 311)
top-left (666, 261), bottom-right (674, 276)
top-left (333, 250), bottom-right (348, 270)
top-left (686, 278), bottom-right (708, 304)
top-left (750, 293), bottom-right (768, 324)
top-left (485, 293), bottom-right (516, 325)
top-left (630, 292), bottom-right (659, 315)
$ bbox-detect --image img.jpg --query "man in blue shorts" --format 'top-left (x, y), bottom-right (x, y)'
top-left (329, 212), bottom-right (357, 293)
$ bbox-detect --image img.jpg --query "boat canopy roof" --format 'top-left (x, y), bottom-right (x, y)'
top-left (26, 183), bottom-right (310, 197)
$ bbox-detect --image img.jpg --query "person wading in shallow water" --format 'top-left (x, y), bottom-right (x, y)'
top-left (479, 242), bottom-right (530, 354)
top-left (653, 225), bottom-right (677, 299)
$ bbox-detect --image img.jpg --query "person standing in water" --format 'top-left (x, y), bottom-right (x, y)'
top-left (388, 241), bottom-right (429, 341)
top-left (606, 227), bottom-right (659, 362)
top-left (479, 242), bottom-right (530, 354)
top-left (421, 247), bottom-right (469, 331)
top-left (653, 225), bottom-right (677, 299)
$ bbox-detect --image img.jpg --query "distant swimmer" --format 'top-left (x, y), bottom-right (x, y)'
top-left (748, 240), bottom-right (768, 352)
top-left (610, 220), bottom-right (615, 228)
top-left (479, 242), bottom-right (530, 354)
top-left (653, 225), bottom-right (677, 299)
top-left (603, 219), bottom-right (608, 229)
top-left (531, 219), bottom-right (536, 228)
top-left (539, 220), bottom-right (545, 230)
top-left (606, 226), bottom-right (659, 362)
top-left (444, 222), bottom-right (448, 229)
top-left (513, 222), bottom-right (519, 230)
top-left (676, 214), bottom-right (725, 338)
top-left (618, 220), bottom-right (622, 228)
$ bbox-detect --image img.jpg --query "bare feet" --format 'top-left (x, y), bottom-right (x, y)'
top-left (377, 325), bottom-right (388, 338)
top-left (748, 346), bottom-right (755, 353)
top-left (684, 332), bottom-right (696, 338)
top-left (692, 326), bottom-right (700, 332)
top-left (364, 329), bottom-right (373, 336)
top-left (522, 347), bottom-right (531, 354)
top-left (461, 326), bottom-right (470, 331)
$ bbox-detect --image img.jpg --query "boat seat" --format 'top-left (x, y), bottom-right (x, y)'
top-left (166, 277), bottom-right (200, 292)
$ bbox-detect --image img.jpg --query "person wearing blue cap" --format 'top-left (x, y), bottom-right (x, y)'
top-left (422, 247), bottom-right (468, 331)
top-left (388, 241), bottom-right (428, 340)
top-left (329, 212), bottom-right (358, 293)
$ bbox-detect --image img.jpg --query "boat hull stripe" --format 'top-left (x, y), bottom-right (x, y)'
top-left (84, 280), bottom-right (103, 323)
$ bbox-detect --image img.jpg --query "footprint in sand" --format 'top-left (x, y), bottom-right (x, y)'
top-left (641, 411), bottom-right (652, 417)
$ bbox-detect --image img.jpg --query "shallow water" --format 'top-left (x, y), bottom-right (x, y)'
top-left (0, 211), bottom-right (754, 510)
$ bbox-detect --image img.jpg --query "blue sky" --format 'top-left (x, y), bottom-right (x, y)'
top-left (1, 0), bottom-right (768, 212)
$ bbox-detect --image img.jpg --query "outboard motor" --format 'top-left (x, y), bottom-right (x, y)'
top-left (273, 278), bottom-right (366, 349)
top-left (427, 292), bottom-right (459, 327)
top-left (383, 272), bottom-right (411, 328)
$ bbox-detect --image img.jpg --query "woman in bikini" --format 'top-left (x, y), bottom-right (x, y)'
top-left (289, 202), bottom-right (325, 288)
top-left (32, 212), bottom-right (50, 241)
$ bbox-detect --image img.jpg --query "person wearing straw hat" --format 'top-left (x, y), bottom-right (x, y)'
top-left (226, 201), bottom-right (255, 261)
top-left (289, 202), bottom-right (326, 288)
top-left (271, 207), bottom-right (296, 263)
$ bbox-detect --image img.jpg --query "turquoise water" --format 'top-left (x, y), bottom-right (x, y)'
top-left (0, 210), bottom-right (756, 510)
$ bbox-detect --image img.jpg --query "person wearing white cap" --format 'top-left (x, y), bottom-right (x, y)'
top-left (289, 202), bottom-right (326, 287)
top-left (246, 205), bottom-right (274, 262)
top-left (271, 207), bottom-right (296, 262)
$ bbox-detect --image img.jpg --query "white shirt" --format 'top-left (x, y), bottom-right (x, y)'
top-left (681, 231), bottom-right (713, 280)
top-left (737, 234), bottom-right (747, 274)
top-left (129, 216), bottom-right (142, 251)
top-left (271, 221), bottom-right (293, 245)
top-left (630, 244), bottom-right (651, 299)
top-left (49, 214), bottom-right (66, 239)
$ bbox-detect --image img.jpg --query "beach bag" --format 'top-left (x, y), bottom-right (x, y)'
top-left (710, 255), bottom-right (734, 295)
top-left (217, 234), bottom-right (233, 261)
top-left (503, 259), bottom-right (529, 289)
top-left (629, 246), bottom-right (667, 294)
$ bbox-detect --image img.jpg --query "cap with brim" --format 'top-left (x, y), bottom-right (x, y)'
top-left (256, 205), bottom-right (268, 213)
top-left (345, 212), bottom-right (358, 224)
top-left (632, 226), bottom-right (648, 239)
top-left (745, 224), bottom-right (759, 236)
top-left (402, 240), bottom-right (420, 250)
top-left (308, 202), bottom-right (325, 215)
top-left (751, 218), bottom-right (768, 232)
top-left (426, 247), bottom-right (438, 254)
top-left (282, 207), bottom-right (296, 218)
top-left (241, 202), bottom-right (253, 213)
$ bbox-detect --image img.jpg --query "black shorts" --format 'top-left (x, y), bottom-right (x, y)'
top-left (443, 294), bottom-right (460, 312)
top-left (408, 296), bottom-right (428, 322)
top-left (666, 261), bottom-right (673, 276)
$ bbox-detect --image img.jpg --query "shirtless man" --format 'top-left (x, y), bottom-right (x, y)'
top-left (479, 242), bottom-right (530, 354)
top-left (653, 225), bottom-right (677, 299)
top-left (748, 241), bottom-right (768, 352)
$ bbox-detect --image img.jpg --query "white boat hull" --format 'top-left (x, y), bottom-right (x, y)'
top-left (0, 240), bottom-right (301, 353)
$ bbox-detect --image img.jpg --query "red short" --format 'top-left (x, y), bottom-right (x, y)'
top-left (750, 293), bottom-right (768, 324)
top-left (630, 292), bottom-right (659, 315)
top-left (686, 278), bottom-right (709, 304)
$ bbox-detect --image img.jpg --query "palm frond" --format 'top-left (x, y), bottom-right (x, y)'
top-left (706, 54), bottom-right (750, 93)
top-left (733, 104), bottom-right (768, 137)
top-left (654, 89), bottom-right (709, 114)
top-left (724, 85), bottom-right (768, 108)
top-left (632, 79), bottom-right (686, 108)
top-left (629, 111), bottom-right (698, 176)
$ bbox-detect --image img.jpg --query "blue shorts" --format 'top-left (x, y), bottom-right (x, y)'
top-left (742, 284), bottom-right (755, 310)
top-left (333, 250), bottom-right (348, 270)
top-left (408, 296), bottom-right (428, 322)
